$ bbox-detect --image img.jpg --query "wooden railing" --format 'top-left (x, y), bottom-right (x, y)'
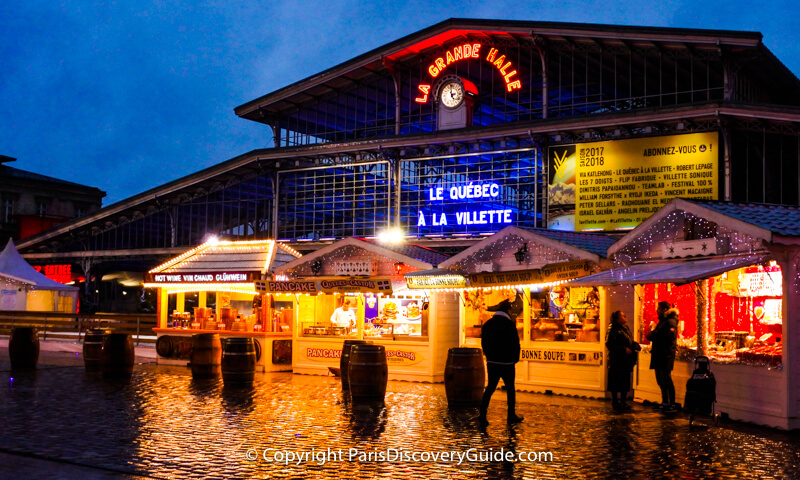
top-left (0, 311), bottom-right (157, 344)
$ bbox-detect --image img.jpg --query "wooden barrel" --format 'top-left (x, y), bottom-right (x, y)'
top-left (101, 333), bottom-right (135, 379)
top-left (221, 337), bottom-right (256, 386)
top-left (444, 347), bottom-right (486, 408)
top-left (83, 328), bottom-right (111, 372)
top-left (155, 335), bottom-right (173, 358)
top-left (191, 334), bottom-right (222, 379)
top-left (9, 327), bottom-right (40, 371)
top-left (348, 344), bottom-right (388, 402)
top-left (340, 339), bottom-right (367, 391)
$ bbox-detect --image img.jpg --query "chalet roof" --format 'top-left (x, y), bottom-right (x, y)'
top-left (608, 198), bottom-right (800, 258)
top-left (149, 240), bottom-right (302, 276)
top-left (685, 200), bottom-right (800, 237)
top-left (439, 225), bottom-right (616, 270)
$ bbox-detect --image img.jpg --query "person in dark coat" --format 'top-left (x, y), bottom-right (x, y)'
top-left (606, 311), bottom-right (640, 411)
top-left (646, 301), bottom-right (679, 412)
top-left (478, 299), bottom-right (523, 426)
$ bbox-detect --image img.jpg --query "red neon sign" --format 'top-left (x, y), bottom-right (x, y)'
top-left (486, 48), bottom-right (522, 92)
top-left (427, 43), bottom-right (482, 77)
top-left (415, 43), bottom-right (522, 104)
top-left (33, 264), bottom-right (74, 284)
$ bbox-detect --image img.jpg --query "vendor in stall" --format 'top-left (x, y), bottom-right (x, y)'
top-left (330, 298), bottom-right (356, 329)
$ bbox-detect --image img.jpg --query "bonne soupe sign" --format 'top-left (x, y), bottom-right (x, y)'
top-left (520, 348), bottom-right (603, 365)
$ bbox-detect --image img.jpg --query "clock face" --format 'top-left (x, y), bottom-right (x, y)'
top-left (441, 82), bottom-right (464, 108)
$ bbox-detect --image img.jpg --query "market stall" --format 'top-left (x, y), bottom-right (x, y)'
top-left (272, 237), bottom-right (457, 383)
top-left (144, 239), bottom-right (302, 372)
top-left (432, 226), bottom-right (620, 397)
top-left (568, 198), bottom-right (800, 429)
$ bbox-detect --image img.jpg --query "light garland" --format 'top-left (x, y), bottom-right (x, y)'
top-left (152, 283), bottom-right (258, 295)
top-left (149, 239), bottom-right (301, 276)
top-left (149, 241), bottom-right (212, 273)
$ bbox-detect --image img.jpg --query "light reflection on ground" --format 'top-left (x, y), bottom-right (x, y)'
top-left (0, 361), bottom-right (799, 479)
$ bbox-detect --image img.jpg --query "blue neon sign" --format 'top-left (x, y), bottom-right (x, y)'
top-left (416, 181), bottom-right (513, 227)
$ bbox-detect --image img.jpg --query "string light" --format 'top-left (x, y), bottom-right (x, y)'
top-left (148, 240), bottom-right (301, 278)
top-left (152, 283), bottom-right (259, 295)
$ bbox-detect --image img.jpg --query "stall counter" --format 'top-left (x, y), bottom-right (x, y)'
top-left (294, 336), bottom-right (446, 383)
top-left (635, 352), bottom-right (788, 428)
top-left (154, 329), bottom-right (292, 372)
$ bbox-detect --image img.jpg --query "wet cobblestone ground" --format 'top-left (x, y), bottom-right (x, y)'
top-left (1, 347), bottom-right (799, 479)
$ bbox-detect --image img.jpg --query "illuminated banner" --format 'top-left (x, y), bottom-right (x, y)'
top-left (547, 132), bottom-right (719, 231)
top-left (145, 271), bottom-right (256, 284)
top-left (406, 274), bottom-right (467, 290)
top-left (469, 269), bottom-right (541, 288)
top-left (520, 348), bottom-right (603, 365)
top-left (262, 278), bottom-right (393, 295)
top-left (539, 261), bottom-right (595, 283)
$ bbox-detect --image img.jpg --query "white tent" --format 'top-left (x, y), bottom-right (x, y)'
top-left (0, 239), bottom-right (78, 312)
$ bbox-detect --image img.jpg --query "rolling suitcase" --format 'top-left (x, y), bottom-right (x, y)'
top-left (683, 356), bottom-right (720, 426)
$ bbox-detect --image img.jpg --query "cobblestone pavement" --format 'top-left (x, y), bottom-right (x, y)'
top-left (1, 345), bottom-right (799, 479)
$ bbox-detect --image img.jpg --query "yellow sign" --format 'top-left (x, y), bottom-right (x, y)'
top-left (270, 278), bottom-right (394, 295)
top-left (302, 346), bottom-right (423, 366)
top-left (548, 132), bottom-right (719, 231)
top-left (540, 260), bottom-right (595, 282)
top-left (385, 349), bottom-right (424, 366)
top-left (520, 348), bottom-right (603, 365)
top-left (304, 346), bottom-right (342, 362)
top-left (406, 274), bottom-right (467, 289)
top-left (468, 269), bottom-right (541, 288)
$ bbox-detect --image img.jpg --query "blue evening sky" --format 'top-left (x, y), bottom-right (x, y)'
top-left (1, 1), bottom-right (798, 205)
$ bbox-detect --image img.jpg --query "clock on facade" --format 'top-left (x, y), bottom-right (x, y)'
top-left (440, 81), bottom-right (464, 108)
top-left (436, 75), bottom-right (475, 131)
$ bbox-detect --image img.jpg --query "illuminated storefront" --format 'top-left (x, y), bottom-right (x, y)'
top-left (144, 240), bottom-right (302, 372)
top-left (412, 225), bottom-right (620, 397)
top-left (272, 237), bottom-right (457, 383)
top-left (569, 198), bottom-right (800, 429)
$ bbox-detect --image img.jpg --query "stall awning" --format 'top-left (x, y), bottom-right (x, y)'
top-left (566, 256), bottom-right (767, 286)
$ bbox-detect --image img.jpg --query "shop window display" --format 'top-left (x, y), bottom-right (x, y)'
top-left (463, 288), bottom-right (524, 339)
top-left (530, 286), bottom-right (601, 342)
top-left (298, 293), bottom-right (428, 341)
top-left (638, 263), bottom-right (783, 367)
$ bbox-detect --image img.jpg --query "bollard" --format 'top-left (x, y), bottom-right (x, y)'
top-left (9, 327), bottom-right (40, 371)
